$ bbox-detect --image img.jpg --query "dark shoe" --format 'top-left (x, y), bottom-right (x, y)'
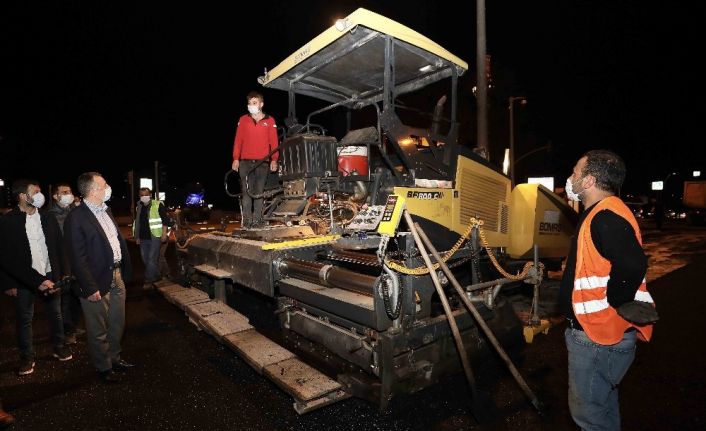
top-left (99, 369), bottom-right (120, 383)
top-left (112, 359), bottom-right (135, 372)
top-left (0, 408), bottom-right (15, 429)
top-left (53, 346), bottom-right (73, 362)
top-left (65, 333), bottom-right (77, 345)
top-left (17, 359), bottom-right (35, 376)
top-left (251, 220), bottom-right (266, 229)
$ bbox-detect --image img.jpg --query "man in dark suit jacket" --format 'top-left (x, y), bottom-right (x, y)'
top-left (0, 179), bottom-right (73, 376)
top-left (64, 172), bottom-right (134, 383)
top-left (1, 274), bottom-right (17, 428)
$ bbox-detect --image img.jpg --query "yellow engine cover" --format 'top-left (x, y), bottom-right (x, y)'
top-left (507, 183), bottom-right (576, 259)
top-left (394, 154), bottom-right (512, 248)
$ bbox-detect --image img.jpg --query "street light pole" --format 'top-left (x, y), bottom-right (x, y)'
top-left (661, 172), bottom-right (677, 201)
top-left (514, 143), bottom-right (551, 166)
top-left (508, 96), bottom-right (527, 186)
top-left (154, 160), bottom-right (160, 199)
top-left (476, 0), bottom-right (488, 160)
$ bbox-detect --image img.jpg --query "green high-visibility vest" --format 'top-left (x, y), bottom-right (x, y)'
top-left (133, 200), bottom-right (163, 237)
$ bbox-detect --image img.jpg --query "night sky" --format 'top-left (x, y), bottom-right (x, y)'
top-left (0, 1), bottom-right (698, 211)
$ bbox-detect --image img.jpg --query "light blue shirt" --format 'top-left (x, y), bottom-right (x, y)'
top-left (84, 200), bottom-right (122, 263)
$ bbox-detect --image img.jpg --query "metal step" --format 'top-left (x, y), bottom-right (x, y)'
top-left (161, 285), bottom-right (210, 309)
top-left (156, 283), bottom-right (185, 295)
top-left (184, 301), bottom-right (253, 341)
top-left (156, 283), bottom-right (350, 414)
top-left (224, 329), bottom-right (296, 373)
top-left (264, 358), bottom-right (351, 414)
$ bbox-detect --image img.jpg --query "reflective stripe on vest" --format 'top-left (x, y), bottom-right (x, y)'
top-left (573, 196), bottom-right (654, 344)
top-left (573, 275), bottom-right (654, 315)
top-left (148, 202), bottom-right (163, 237)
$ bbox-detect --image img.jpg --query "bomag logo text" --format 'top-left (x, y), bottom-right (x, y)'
top-left (407, 191), bottom-right (443, 200)
top-left (539, 222), bottom-right (562, 234)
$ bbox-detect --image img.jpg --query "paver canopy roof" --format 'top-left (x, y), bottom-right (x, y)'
top-left (259, 8), bottom-right (468, 108)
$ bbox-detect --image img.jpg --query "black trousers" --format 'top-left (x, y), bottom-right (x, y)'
top-left (15, 273), bottom-right (65, 360)
top-left (61, 284), bottom-right (82, 334)
top-left (238, 160), bottom-right (269, 223)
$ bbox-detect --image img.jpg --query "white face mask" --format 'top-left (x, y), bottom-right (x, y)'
top-left (565, 177), bottom-right (583, 202)
top-left (102, 186), bottom-right (112, 202)
top-left (247, 105), bottom-right (260, 115)
top-left (28, 192), bottom-right (46, 208)
top-left (58, 194), bottom-right (74, 207)
top-left (140, 196), bottom-right (151, 205)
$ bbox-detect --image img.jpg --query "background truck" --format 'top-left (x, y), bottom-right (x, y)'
top-left (683, 181), bottom-right (706, 225)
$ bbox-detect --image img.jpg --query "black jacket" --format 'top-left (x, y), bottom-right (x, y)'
top-left (48, 203), bottom-right (74, 233)
top-left (64, 202), bottom-right (132, 298)
top-left (0, 207), bottom-right (67, 292)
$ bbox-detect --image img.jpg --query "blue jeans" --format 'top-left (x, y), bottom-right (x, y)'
top-left (15, 283), bottom-right (65, 360)
top-left (139, 236), bottom-right (162, 282)
top-left (565, 328), bottom-right (637, 430)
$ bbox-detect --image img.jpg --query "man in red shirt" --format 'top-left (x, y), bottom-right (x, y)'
top-left (231, 91), bottom-right (279, 229)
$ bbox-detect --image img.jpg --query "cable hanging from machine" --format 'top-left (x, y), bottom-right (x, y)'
top-left (378, 271), bottom-right (402, 320)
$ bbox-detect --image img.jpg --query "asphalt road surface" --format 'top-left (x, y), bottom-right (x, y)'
top-left (1, 219), bottom-right (704, 430)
